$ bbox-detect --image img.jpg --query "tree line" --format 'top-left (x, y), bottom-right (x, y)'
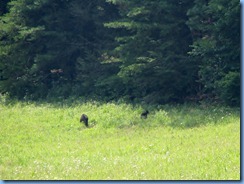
top-left (0, 0), bottom-right (240, 106)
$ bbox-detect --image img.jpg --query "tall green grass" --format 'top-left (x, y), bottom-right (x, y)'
top-left (0, 101), bottom-right (240, 180)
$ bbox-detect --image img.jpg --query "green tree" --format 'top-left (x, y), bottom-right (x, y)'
top-left (0, 0), bottom-right (46, 97)
top-left (187, 0), bottom-right (240, 106)
top-left (68, 0), bottom-right (121, 98)
top-left (105, 0), bottom-right (195, 103)
top-left (0, 0), bottom-right (119, 99)
top-left (0, 0), bottom-right (239, 106)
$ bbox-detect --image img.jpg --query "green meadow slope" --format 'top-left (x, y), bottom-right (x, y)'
top-left (0, 102), bottom-right (240, 180)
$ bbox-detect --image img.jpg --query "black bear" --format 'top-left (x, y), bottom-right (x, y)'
top-left (80, 114), bottom-right (88, 127)
top-left (141, 110), bottom-right (149, 119)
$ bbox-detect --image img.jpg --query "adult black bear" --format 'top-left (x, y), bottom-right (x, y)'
top-left (80, 114), bottom-right (88, 127)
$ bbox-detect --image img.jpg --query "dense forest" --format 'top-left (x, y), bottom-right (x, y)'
top-left (0, 0), bottom-right (240, 106)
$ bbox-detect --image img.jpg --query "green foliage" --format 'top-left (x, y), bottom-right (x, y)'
top-left (104, 0), bottom-right (197, 103)
top-left (0, 0), bottom-right (49, 98)
top-left (0, 0), bottom-right (240, 106)
top-left (187, 0), bottom-right (240, 106)
top-left (0, 0), bottom-right (120, 99)
top-left (216, 71), bottom-right (240, 106)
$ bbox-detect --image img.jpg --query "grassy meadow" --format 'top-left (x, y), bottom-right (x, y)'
top-left (0, 100), bottom-right (240, 180)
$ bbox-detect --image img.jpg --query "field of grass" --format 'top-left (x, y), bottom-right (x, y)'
top-left (0, 100), bottom-right (240, 180)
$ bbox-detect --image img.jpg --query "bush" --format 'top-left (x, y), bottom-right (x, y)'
top-left (217, 71), bottom-right (240, 106)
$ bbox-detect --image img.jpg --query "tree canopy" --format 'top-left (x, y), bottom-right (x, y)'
top-left (0, 0), bottom-right (240, 106)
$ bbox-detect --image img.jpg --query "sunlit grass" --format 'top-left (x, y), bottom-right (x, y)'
top-left (0, 101), bottom-right (240, 180)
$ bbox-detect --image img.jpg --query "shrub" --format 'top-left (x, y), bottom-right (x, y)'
top-left (217, 71), bottom-right (240, 106)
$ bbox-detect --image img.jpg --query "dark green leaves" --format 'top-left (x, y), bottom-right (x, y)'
top-left (0, 0), bottom-right (240, 106)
